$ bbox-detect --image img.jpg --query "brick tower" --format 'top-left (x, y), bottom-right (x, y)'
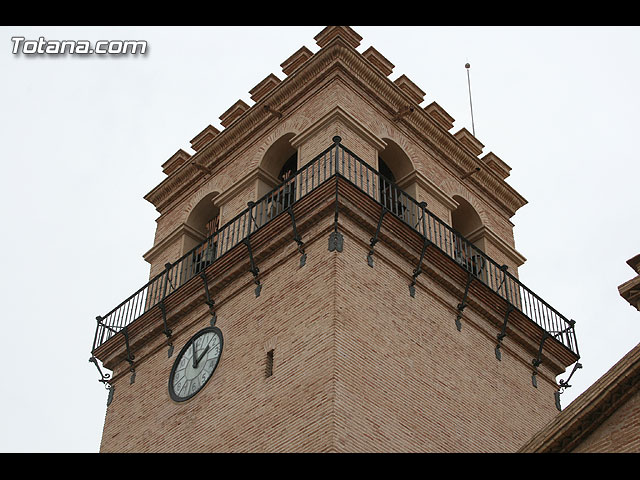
top-left (90, 26), bottom-right (580, 452)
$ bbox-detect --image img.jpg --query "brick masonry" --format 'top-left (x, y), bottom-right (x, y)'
top-left (572, 388), bottom-right (640, 452)
top-left (99, 204), bottom-right (564, 452)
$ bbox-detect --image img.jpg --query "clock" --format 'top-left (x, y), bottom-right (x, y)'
top-left (168, 326), bottom-right (223, 402)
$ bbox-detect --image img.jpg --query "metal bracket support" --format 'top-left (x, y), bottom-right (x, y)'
top-left (106, 385), bottom-right (115, 406)
top-left (367, 207), bottom-right (387, 267)
top-left (455, 272), bottom-right (474, 331)
top-left (328, 231), bottom-right (344, 252)
top-left (121, 326), bottom-right (136, 384)
top-left (89, 356), bottom-right (115, 406)
top-left (393, 105), bottom-right (415, 121)
top-left (531, 332), bottom-right (550, 388)
top-left (555, 360), bottom-right (583, 410)
top-left (328, 177), bottom-right (344, 253)
top-left (89, 356), bottom-right (111, 385)
top-left (495, 304), bottom-right (515, 361)
top-left (263, 105), bottom-right (283, 119)
top-left (243, 237), bottom-right (262, 297)
top-left (200, 272), bottom-right (216, 321)
top-left (287, 206), bottom-right (307, 267)
top-left (158, 301), bottom-right (174, 358)
top-left (409, 238), bottom-right (431, 298)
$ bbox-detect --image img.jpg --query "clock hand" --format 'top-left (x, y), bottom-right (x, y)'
top-left (192, 342), bottom-right (198, 368)
top-left (195, 346), bottom-right (210, 368)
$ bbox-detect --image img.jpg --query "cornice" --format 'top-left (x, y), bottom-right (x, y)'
top-left (144, 31), bottom-right (527, 219)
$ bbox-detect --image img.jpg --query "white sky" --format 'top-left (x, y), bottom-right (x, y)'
top-left (1, 25), bottom-right (638, 453)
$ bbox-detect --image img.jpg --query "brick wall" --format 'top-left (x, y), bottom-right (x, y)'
top-left (99, 205), bottom-right (562, 452)
top-left (572, 386), bottom-right (640, 452)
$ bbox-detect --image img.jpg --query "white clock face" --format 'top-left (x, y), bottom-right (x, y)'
top-left (169, 327), bottom-right (223, 402)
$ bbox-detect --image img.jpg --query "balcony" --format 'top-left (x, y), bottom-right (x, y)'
top-left (91, 138), bottom-right (579, 374)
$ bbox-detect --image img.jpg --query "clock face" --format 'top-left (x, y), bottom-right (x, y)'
top-left (168, 327), bottom-right (223, 402)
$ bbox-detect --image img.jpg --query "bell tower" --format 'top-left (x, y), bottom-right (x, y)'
top-left (90, 26), bottom-right (580, 452)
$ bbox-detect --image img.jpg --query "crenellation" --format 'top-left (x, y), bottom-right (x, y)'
top-left (362, 46), bottom-right (394, 77)
top-left (454, 127), bottom-right (484, 158)
top-left (161, 149), bottom-right (191, 176)
top-left (249, 73), bottom-right (282, 102)
top-left (424, 101), bottom-right (455, 131)
top-left (394, 74), bottom-right (426, 105)
top-left (219, 99), bottom-right (251, 128)
top-left (314, 26), bottom-right (362, 49)
top-left (280, 46), bottom-right (314, 76)
top-left (482, 152), bottom-right (512, 180)
top-left (190, 125), bottom-right (220, 153)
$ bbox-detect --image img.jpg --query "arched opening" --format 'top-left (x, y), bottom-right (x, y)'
top-left (276, 151), bottom-right (298, 207)
top-left (451, 196), bottom-right (482, 239)
top-left (377, 140), bottom-right (415, 223)
top-left (256, 135), bottom-right (299, 225)
top-left (260, 133), bottom-right (297, 181)
top-left (278, 152), bottom-right (297, 184)
top-left (185, 192), bottom-right (220, 274)
top-left (451, 195), bottom-right (485, 276)
top-left (378, 140), bottom-right (413, 182)
top-left (378, 155), bottom-right (400, 212)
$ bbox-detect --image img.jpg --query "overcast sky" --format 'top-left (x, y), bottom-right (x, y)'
top-left (1, 25), bottom-right (638, 453)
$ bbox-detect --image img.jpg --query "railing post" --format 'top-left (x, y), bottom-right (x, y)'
top-left (333, 136), bottom-right (342, 175)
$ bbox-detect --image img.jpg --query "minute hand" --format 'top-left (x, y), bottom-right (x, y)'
top-left (195, 346), bottom-right (210, 368)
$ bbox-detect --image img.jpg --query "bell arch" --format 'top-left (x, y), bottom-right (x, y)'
top-left (378, 138), bottom-right (414, 182)
top-left (451, 195), bottom-right (483, 241)
top-left (259, 133), bottom-right (298, 183)
top-left (186, 191), bottom-right (221, 240)
top-left (376, 139), bottom-right (417, 224)
top-left (451, 194), bottom-right (487, 276)
top-left (182, 191), bottom-right (221, 273)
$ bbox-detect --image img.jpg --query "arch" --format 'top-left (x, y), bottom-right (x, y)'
top-left (451, 195), bottom-right (483, 239)
top-left (377, 139), bottom-right (416, 221)
top-left (378, 138), bottom-right (414, 181)
top-left (259, 133), bottom-right (298, 181)
top-left (183, 192), bottom-right (221, 273)
top-left (451, 194), bottom-right (486, 276)
top-left (186, 191), bottom-right (221, 239)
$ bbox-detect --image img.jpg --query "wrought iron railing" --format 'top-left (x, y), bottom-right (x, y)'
top-left (92, 137), bottom-right (579, 358)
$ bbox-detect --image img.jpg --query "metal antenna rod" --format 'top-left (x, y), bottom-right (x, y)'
top-left (465, 62), bottom-right (476, 136)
